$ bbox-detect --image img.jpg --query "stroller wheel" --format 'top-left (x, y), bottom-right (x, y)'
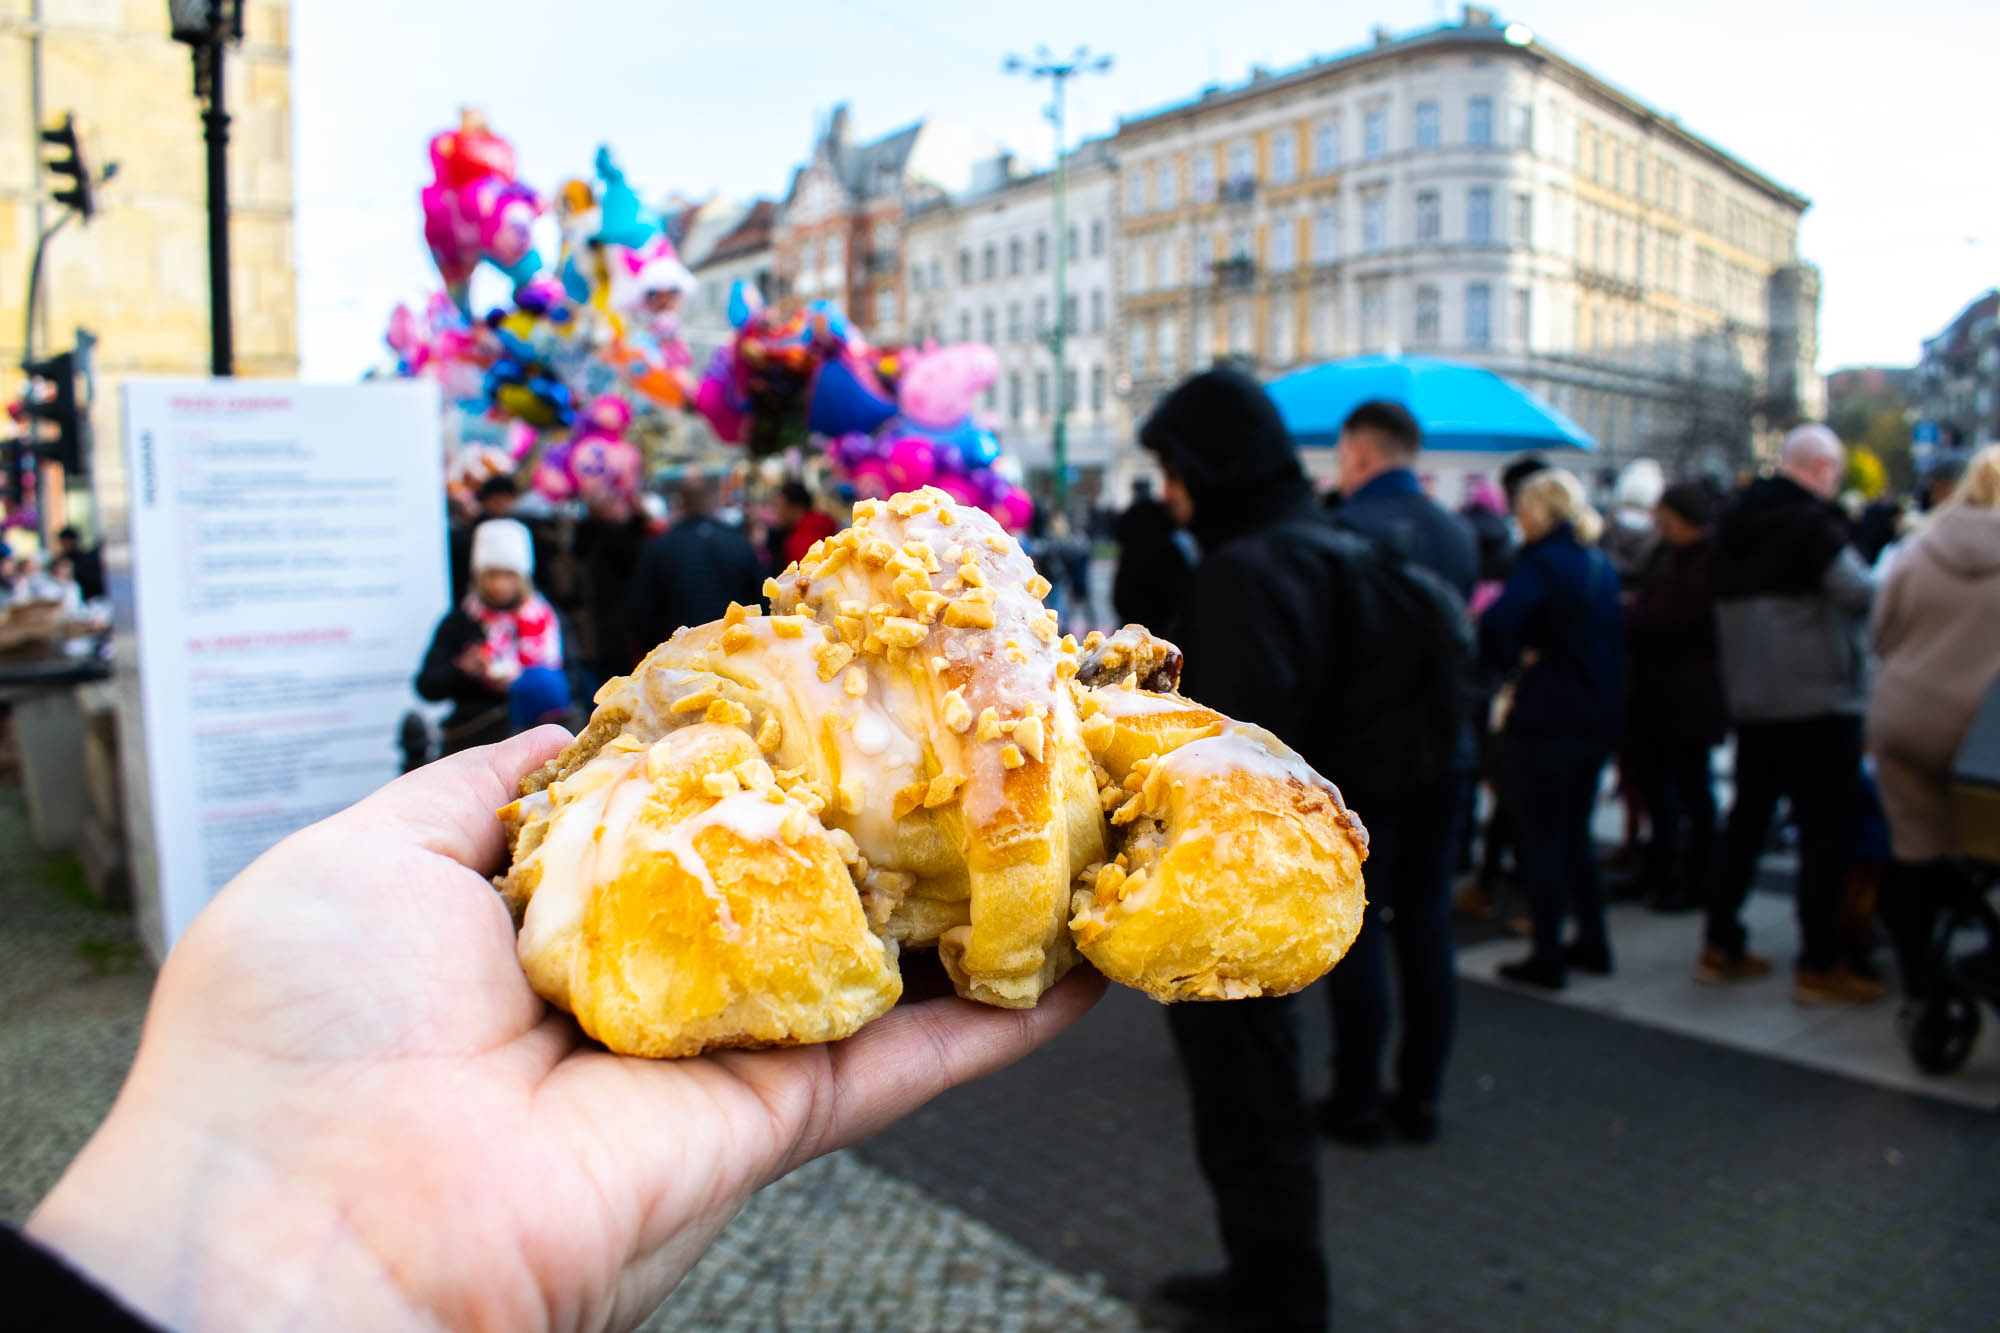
top-left (1905, 989), bottom-right (1982, 1076)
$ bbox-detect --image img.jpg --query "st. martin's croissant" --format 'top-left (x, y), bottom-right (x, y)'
top-left (495, 487), bottom-right (1368, 1057)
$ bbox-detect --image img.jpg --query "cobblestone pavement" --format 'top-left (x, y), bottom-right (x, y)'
top-left (0, 788), bottom-right (1149, 1331)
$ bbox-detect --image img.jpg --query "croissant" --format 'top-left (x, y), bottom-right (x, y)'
top-left (497, 487), bottom-right (1368, 1057)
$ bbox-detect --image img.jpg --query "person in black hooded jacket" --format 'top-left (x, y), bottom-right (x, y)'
top-left (1137, 368), bottom-right (1333, 1333)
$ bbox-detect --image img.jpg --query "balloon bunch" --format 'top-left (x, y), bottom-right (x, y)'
top-left (421, 110), bottom-right (543, 314)
top-left (821, 342), bottom-right (1032, 530)
top-left (693, 281), bottom-right (856, 457)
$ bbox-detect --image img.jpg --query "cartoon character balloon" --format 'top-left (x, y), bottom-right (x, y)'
top-left (421, 111), bottom-right (544, 313)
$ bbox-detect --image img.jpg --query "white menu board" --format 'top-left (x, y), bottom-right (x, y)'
top-left (121, 379), bottom-right (446, 949)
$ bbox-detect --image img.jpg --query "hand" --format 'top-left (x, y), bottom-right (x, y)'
top-left (453, 641), bottom-right (492, 682)
top-left (28, 728), bottom-right (1103, 1332)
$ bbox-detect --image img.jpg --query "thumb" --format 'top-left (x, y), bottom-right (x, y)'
top-left (343, 724), bottom-right (573, 872)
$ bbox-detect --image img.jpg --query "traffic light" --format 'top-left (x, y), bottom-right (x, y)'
top-left (41, 114), bottom-right (95, 219)
top-left (20, 349), bottom-right (89, 477)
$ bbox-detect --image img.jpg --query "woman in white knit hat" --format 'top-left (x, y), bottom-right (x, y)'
top-left (415, 518), bottom-right (571, 753)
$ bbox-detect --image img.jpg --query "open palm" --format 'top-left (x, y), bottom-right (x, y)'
top-left (30, 726), bottom-right (1103, 1332)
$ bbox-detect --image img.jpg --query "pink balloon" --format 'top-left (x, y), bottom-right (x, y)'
top-left (695, 372), bottom-right (746, 445)
top-left (931, 473), bottom-right (983, 510)
top-left (883, 436), bottom-right (938, 491)
top-left (848, 458), bottom-right (894, 499)
top-left (898, 343), bottom-right (1001, 430)
top-left (995, 485), bottom-right (1035, 532)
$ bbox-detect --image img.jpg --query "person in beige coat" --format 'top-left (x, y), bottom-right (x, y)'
top-left (1867, 445), bottom-right (2000, 998)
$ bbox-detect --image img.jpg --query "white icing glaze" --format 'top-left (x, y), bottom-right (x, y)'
top-left (518, 750), bottom-right (643, 962)
top-left (1086, 686), bottom-right (1206, 717)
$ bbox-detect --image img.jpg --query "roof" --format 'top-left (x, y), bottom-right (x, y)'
top-left (696, 200), bottom-right (776, 267)
top-left (1115, 18), bottom-right (1809, 212)
top-left (835, 122), bottom-right (923, 199)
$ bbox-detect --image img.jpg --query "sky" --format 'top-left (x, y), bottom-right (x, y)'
top-left (293, 0), bottom-right (1998, 383)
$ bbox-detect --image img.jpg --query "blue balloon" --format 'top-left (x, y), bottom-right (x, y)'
top-left (592, 145), bottom-right (659, 250)
top-left (560, 254), bottom-right (593, 305)
top-left (808, 357), bottom-right (898, 438)
top-left (726, 279), bottom-right (761, 330)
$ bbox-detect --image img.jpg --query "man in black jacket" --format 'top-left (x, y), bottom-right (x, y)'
top-left (629, 475), bottom-right (766, 650)
top-left (1140, 369), bottom-right (1335, 1333)
top-left (1110, 479), bottom-right (1192, 632)
top-left (1320, 400), bottom-right (1477, 1147)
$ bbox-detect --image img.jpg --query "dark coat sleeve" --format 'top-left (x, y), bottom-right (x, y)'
top-left (415, 610), bottom-right (489, 705)
top-left (1173, 541), bottom-right (1316, 745)
top-left (1623, 548), bottom-right (1709, 649)
top-left (627, 537), bottom-right (670, 652)
top-left (3, 1225), bottom-right (165, 1332)
top-left (1478, 548), bottom-right (1547, 677)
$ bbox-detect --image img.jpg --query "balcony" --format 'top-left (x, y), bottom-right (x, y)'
top-left (1214, 255), bottom-right (1256, 289)
top-left (1219, 177), bottom-right (1257, 206)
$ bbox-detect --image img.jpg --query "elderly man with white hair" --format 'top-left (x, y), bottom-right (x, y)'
top-left (1701, 423), bottom-right (1880, 1004)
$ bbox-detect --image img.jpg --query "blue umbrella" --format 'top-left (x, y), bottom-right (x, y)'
top-left (1266, 355), bottom-right (1595, 453)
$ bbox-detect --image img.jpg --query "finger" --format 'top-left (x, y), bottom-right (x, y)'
top-left (735, 966), bottom-right (1109, 1177)
top-left (343, 724), bottom-right (572, 870)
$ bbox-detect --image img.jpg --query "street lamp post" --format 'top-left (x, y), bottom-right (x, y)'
top-left (1004, 46), bottom-right (1111, 515)
top-left (168, 0), bottom-right (244, 377)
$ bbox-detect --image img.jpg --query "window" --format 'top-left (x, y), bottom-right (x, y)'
top-left (1610, 143), bottom-right (1623, 192)
top-left (1313, 119), bottom-right (1340, 172)
top-left (959, 311), bottom-right (971, 342)
top-left (1360, 279), bottom-right (1388, 348)
top-left (1415, 100), bottom-right (1440, 149)
top-left (1062, 366), bottom-right (1078, 413)
top-left (1635, 231), bottom-right (1646, 287)
top-left (827, 235), bottom-right (845, 269)
top-left (1511, 191), bottom-right (1532, 245)
top-left (1035, 232), bottom-right (1048, 271)
top-left (982, 244), bottom-right (997, 279)
top-left (1090, 289), bottom-right (1104, 332)
top-left (875, 289), bottom-right (896, 325)
top-left (959, 249), bottom-right (973, 283)
top-left (1008, 302), bottom-right (1022, 342)
top-left (1227, 140), bottom-right (1253, 184)
top-left (1511, 101), bottom-right (1533, 150)
top-left (1159, 239), bottom-right (1178, 288)
top-left (911, 265), bottom-right (925, 292)
top-left (1158, 316), bottom-right (1179, 376)
top-left (1269, 296), bottom-right (1294, 364)
top-left (1467, 187), bottom-right (1492, 243)
top-left (1272, 129), bottom-right (1298, 183)
top-left (1157, 160), bottom-right (1178, 209)
top-left (1314, 208), bottom-right (1339, 262)
top-left (1194, 231), bottom-right (1213, 277)
top-left (1065, 294), bottom-right (1078, 334)
top-left (1229, 302), bottom-right (1253, 355)
top-left (1193, 310), bottom-right (1214, 366)
top-left (1467, 96), bottom-right (1493, 146)
top-left (982, 307), bottom-right (996, 345)
top-left (1033, 295), bottom-right (1048, 336)
top-left (1363, 108), bottom-right (1387, 158)
top-left (1416, 189), bottom-right (1440, 244)
top-left (1008, 238), bottom-right (1023, 275)
top-left (1193, 152), bottom-right (1216, 201)
top-left (1270, 218), bottom-right (1296, 272)
top-left (1129, 322), bottom-right (1150, 374)
top-left (1007, 372), bottom-right (1023, 421)
top-left (1465, 282), bottom-right (1492, 347)
top-left (1634, 154), bottom-right (1646, 201)
top-left (929, 258), bottom-right (940, 288)
top-left (1361, 193), bottom-right (1386, 252)
top-left (1091, 365), bottom-right (1105, 414)
top-left (1128, 168), bottom-right (1148, 215)
top-left (1090, 219), bottom-right (1104, 255)
top-left (1129, 248), bottom-right (1145, 293)
top-left (1414, 285), bottom-right (1440, 345)
top-left (1512, 286), bottom-right (1531, 347)
top-left (1313, 294), bottom-right (1338, 355)
top-left (1067, 225), bottom-right (1078, 263)
top-left (1035, 370), bottom-right (1050, 416)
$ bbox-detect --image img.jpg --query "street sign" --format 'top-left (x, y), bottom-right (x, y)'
top-left (118, 379), bottom-right (446, 953)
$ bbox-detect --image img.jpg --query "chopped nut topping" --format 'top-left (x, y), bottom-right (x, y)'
top-left (877, 616), bottom-right (929, 648)
top-left (670, 688), bottom-right (720, 714)
top-left (892, 781), bottom-right (929, 819)
top-left (812, 641), bottom-right (855, 681)
top-left (842, 667), bottom-right (868, 698)
top-left (975, 707), bottom-right (1006, 741)
top-left (984, 534), bottom-right (1009, 552)
top-left (839, 600), bottom-right (867, 618)
top-left (1093, 863), bottom-right (1128, 907)
top-left (958, 562), bottom-right (988, 589)
top-left (814, 544), bottom-right (852, 577)
top-left (1110, 794), bottom-right (1144, 825)
top-left (732, 758), bottom-right (768, 790)
top-left (935, 507), bottom-right (956, 525)
top-left (1082, 630), bottom-right (1106, 650)
top-left (924, 772), bottom-right (968, 807)
top-left (839, 777), bottom-right (865, 814)
top-left (943, 599), bottom-right (996, 629)
top-left (644, 740), bottom-right (677, 781)
top-left (1060, 634), bottom-right (1079, 654)
top-left (701, 771), bottom-right (742, 797)
top-left (999, 744), bottom-right (1026, 770)
top-left (608, 733), bottom-right (646, 754)
top-left (942, 688), bottom-right (973, 733)
top-left (723, 601), bottom-right (753, 628)
top-left (1026, 573), bottom-right (1053, 600)
top-left (779, 807), bottom-right (809, 843)
top-left (756, 713), bottom-right (783, 752)
top-left (1012, 715), bottom-right (1046, 763)
top-left (720, 624), bottom-right (754, 652)
top-left (836, 615), bottom-right (864, 647)
top-left (705, 699), bottom-right (751, 727)
top-left (909, 589), bottom-right (949, 622)
top-left (771, 615), bottom-right (808, 639)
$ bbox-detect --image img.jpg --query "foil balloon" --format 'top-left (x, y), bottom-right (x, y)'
top-left (931, 473), bottom-right (983, 510)
top-left (807, 355), bottom-right (898, 438)
top-left (882, 435), bottom-right (938, 492)
top-left (591, 145), bottom-right (659, 251)
top-left (847, 458), bottom-right (894, 499)
top-left (421, 111), bottom-right (545, 313)
top-left (994, 484), bottom-right (1035, 532)
top-left (897, 342), bottom-right (1000, 430)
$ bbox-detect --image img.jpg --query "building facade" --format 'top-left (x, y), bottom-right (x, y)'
top-left (1916, 290), bottom-right (2000, 450)
top-left (1110, 7), bottom-right (1819, 474)
top-left (682, 199), bottom-right (776, 371)
top-left (3, 0), bottom-right (296, 532)
top-left (901, 141), bottom-right (1129, 505)
top-left (772, 105), bottom-right (1004, 347)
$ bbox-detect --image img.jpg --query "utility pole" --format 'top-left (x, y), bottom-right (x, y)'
top-left (1004, 46), bottom-right (1111, 514)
